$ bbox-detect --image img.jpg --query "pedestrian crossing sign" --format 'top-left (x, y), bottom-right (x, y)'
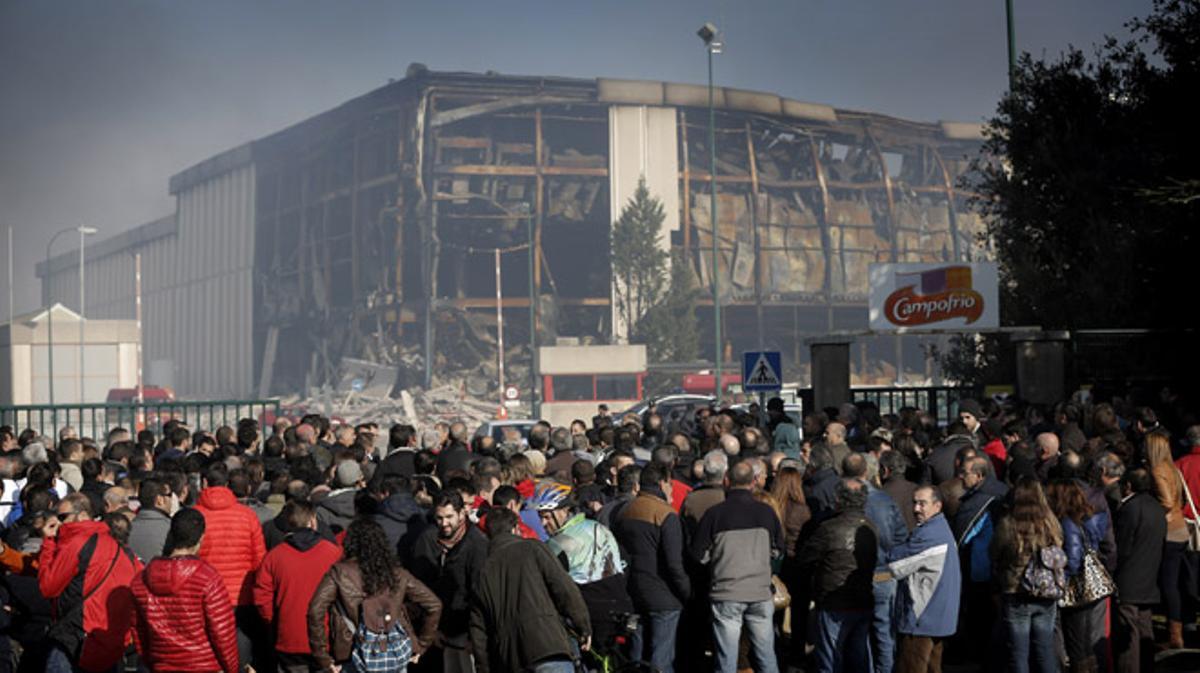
top-left (742, 351), bottom-right (782, 392)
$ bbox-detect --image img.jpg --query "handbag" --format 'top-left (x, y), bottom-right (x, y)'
top-left (770, 575), bottom-right (791, 611)
top-left (1058, 547), bottom-right (1116, 607)
top-left (1178, 468), bottom-right (1200, 552)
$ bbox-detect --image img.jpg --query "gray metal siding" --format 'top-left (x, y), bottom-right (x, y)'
top-left (43, 163), bottom-right (256, 398)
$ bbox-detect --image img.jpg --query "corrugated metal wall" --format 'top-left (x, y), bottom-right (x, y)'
top-left (44, 164), bottom-right (256, 398)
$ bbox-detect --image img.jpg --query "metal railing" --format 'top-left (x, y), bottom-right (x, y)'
top-left (852, 386), bottom-right (976, 427)
top-left (0, 399), bottom-right (282, 440)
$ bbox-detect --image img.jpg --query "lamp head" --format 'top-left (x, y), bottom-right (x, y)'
top-left (78, 226), bottom-right (98, 235)
top-left (698, 23), bottom-right (721, 52)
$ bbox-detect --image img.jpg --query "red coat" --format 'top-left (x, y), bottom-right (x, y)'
top-left (38, 520), bottom-right (142, 673)
top-left (982, 439), bottom-right (1008, 480)
top-left (194, 487), bottom-right (267, 605)
top-left (670, 478), bottom-right (693, 514)
top-left (1177, 446), bottom-right (1200, 519)
top-left (477, 510), bottom-right (539, 540)
top-left (253, 532), bottom-right (342, 654)
top-left (131, 556), bottom-right (239, 673)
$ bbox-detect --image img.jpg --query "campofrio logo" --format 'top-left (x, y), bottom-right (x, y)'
top-left (883, 265), bottom-right (984, 327)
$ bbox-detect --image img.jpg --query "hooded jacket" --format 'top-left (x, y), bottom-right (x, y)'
top-left (372, 492), bottom-right (429, 554)
top-left (194, 486), bottom-right (267, 606)
top-left (128, 507), bottom-right (172, 563)
top-left (253, 529), bottom-right (343, 654)
top-left (131, 555), bottom-right (238, 673)
top-left (315, 488), bottom-right (357, 535)
top-left (39, 520), bottom-right (142, 673)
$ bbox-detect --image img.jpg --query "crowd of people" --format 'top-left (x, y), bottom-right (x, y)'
top-left (0, 390), bottom-right (1197, 673)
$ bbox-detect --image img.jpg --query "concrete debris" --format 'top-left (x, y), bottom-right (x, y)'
top-left (288, 378), bottom-right (523, 429)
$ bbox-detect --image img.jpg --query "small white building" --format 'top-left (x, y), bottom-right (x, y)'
top-left (538, 343), bottom-right (647, 428)
top-left (0, 304), bottom-right (140, 406)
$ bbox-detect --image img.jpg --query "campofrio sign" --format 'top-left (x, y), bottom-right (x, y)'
top-left (868, 263), bottom-right (999, 331)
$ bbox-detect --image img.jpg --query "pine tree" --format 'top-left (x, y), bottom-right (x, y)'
top-left (611, 177), bottom-right (668, 336)
top-left (637, 250), bottom-right (701, 364)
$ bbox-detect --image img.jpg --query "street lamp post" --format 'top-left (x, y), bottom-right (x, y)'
top-left (1006, 0), bottom-right (1016, 87)
top-left (528, 213), bottom-right (538, 420)
top-left (44, 226), bottom-right (97, 422)
top-left (699, 22), bottom-right (723, 404)
top-left (78, 226), bottom-right (98, 405)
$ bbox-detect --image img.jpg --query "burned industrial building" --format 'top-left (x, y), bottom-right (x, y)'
top-left (39, 65), bottom-right (986, 401)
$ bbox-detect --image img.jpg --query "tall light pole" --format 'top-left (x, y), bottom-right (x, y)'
top-left (1006, 0), bottom-right (1016, 88)
top-left (77, 226), bottom-right (98, 404)
top-left (699, 22), bottom-right (723, 404)
top-left (44, 227), bottom-right (78, 417)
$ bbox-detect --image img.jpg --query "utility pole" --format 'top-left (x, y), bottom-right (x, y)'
top-left (699, 22), bottom-right (724, 404)
top-left (1006, 0), bottom-right (1016, 88)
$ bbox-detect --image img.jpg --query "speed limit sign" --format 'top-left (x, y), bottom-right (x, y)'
top-left (504, 386), bottom-right (520, 401)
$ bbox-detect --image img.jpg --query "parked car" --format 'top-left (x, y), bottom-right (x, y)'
top-left (614, 394), bottom-right (715, 432)
top-left (474, 419), bottom-right (537, 445)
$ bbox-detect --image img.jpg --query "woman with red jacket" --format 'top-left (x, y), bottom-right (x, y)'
top-left (131, 508), bottom-right (239, 673)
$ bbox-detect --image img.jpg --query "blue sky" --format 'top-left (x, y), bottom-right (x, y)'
top-left (0, 0), bottom-right (1152, 313)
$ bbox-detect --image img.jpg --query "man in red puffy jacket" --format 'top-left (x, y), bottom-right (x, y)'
top-left (194, 461), bottom-right (268, 670)
top-left (39, 492), bottom-right (142, 673)
top-left (132, 508), bottom-right (239, 673)
top-left (253, 500), bottom-right (342, 672)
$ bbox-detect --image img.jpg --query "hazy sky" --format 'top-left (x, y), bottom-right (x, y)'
top-left (0, 0), bottom-right (1152, 316)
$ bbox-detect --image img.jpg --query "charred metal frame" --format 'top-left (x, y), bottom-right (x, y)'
top-left (248, 70), bottom-right (984, 394)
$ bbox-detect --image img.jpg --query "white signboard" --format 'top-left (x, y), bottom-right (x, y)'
top-left (869, 263), bottom-right (999, 332)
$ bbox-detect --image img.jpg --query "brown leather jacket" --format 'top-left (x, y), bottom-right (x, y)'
top-left (1152, 462), bottom-right (1187, 535)
top-left (307, 560), bottom-right (443, 670)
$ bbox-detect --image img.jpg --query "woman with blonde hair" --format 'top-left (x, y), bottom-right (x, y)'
top-left (991, 477), bottom-right (1064, 673)
top-left (1146, 430), bottom-right (1189, 648)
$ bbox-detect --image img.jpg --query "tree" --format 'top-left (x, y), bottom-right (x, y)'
top-left (969, 0), bottom-right (1200, 331)
top-left (611, 177), bottom-right (668, 337)
top-left (638, 250), bottom-right (701, 363)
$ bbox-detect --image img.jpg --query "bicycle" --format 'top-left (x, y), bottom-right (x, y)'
top-left (578, 611), bottom-right (660, 673)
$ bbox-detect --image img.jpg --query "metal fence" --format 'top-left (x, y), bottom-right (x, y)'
top-left (852, 386), bottom-right (975, 427)
top-left (0, 399), bottom-right (281, 440)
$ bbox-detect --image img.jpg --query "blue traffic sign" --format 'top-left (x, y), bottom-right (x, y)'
top-left (743, 351), bottom-right (782, 392)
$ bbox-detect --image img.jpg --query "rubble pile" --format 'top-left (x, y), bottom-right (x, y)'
top-left (284, 382), bottom-right (521, 429)
top-left (285, 345), bottom-right (531, 428)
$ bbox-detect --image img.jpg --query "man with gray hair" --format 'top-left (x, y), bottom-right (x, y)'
top-left (1096, 451), bottom-right (1126, 515)
top-left (436, 421), bottom-right (475, 482)
top-left (543, 426), bottom-right (578, 477)
top-left (691, 461), bottom-right (784, 673)
top-left (682, 450), bottom-right (728, 537)
top-left (1034, 432), bottom-right (1061, 481)
top-left (825, 422), bottom-right (851, 476)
